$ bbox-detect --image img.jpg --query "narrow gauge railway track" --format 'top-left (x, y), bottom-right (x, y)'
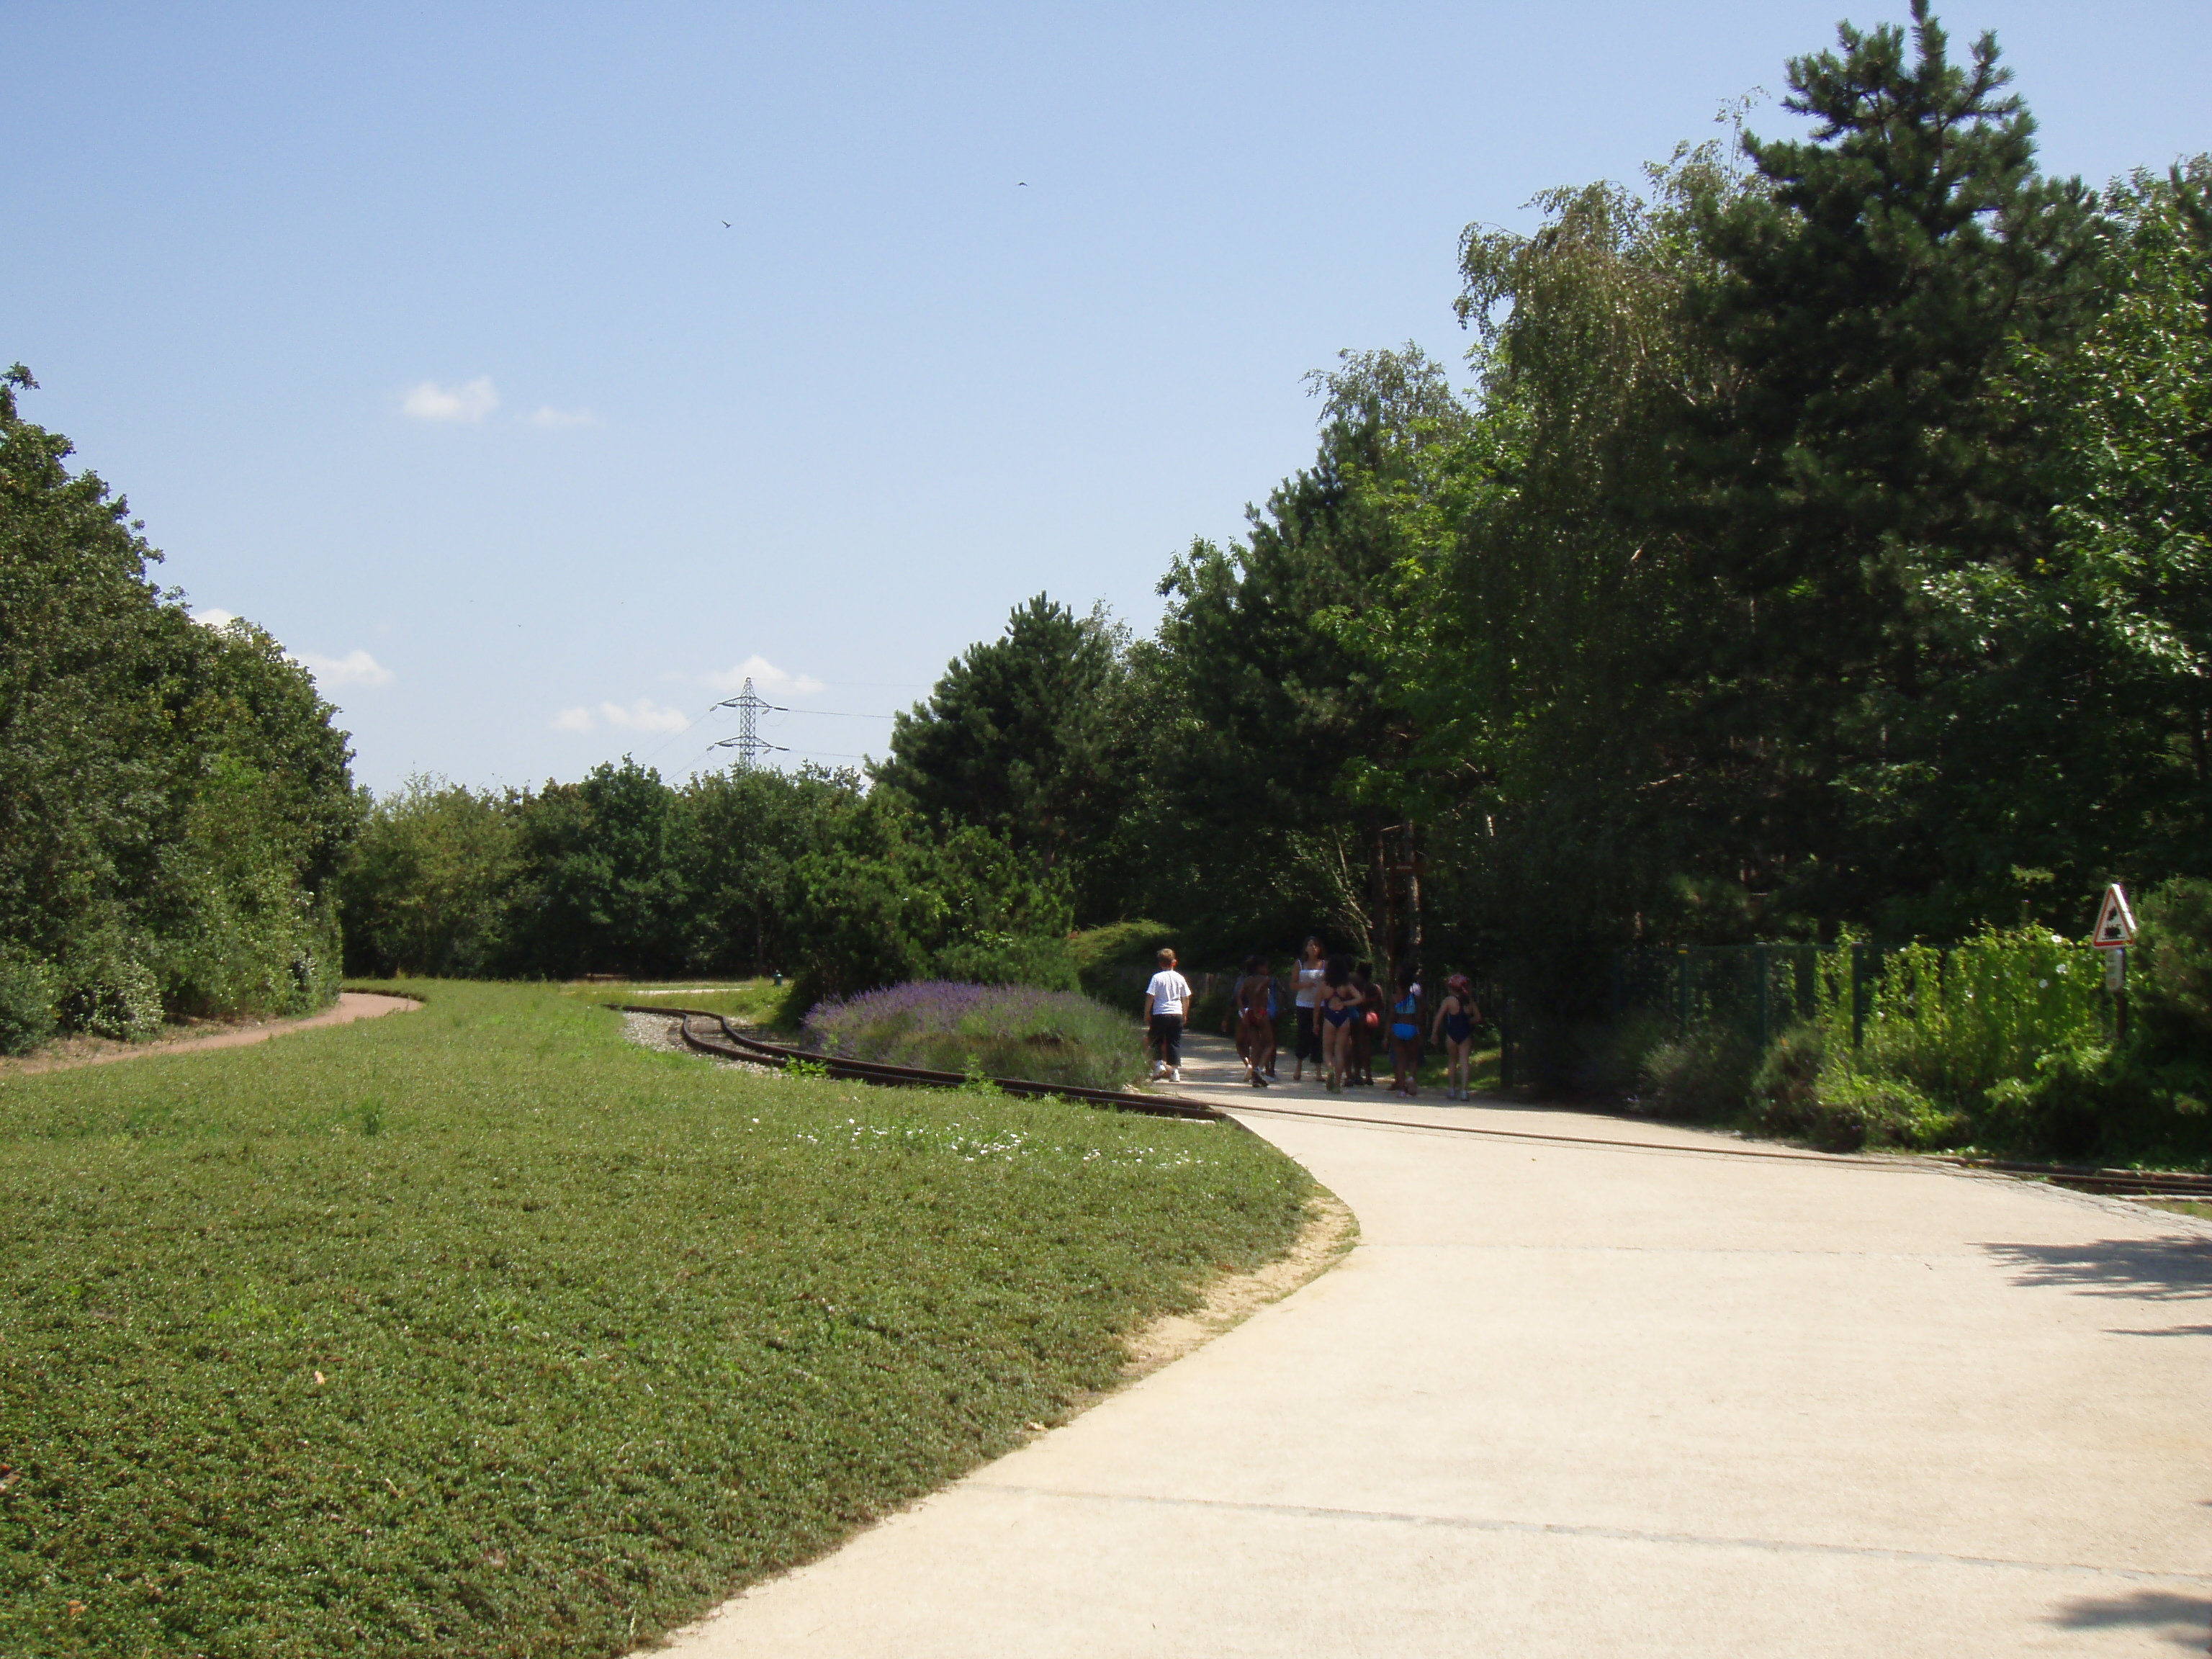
top-left (633, 1007), bottom-right (2212, 1200)
top-left (1943, 1158), bottom-right (2212, 1200)
top-left (638, 1007), bottom-right (1221, 1122)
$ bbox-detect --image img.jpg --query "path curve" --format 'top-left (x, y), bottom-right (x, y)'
top-left (4, 991), bottom-right (418, 1076)
top-left (665, 1033), bottom-right (2211, 1657)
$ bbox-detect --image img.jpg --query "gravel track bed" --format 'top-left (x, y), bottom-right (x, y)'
top-left (621, 1010), bottom-right (779, 1075)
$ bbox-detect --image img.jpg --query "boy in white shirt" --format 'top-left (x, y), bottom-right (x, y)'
top-left (1141, 948), bottom-right (1193, 1084)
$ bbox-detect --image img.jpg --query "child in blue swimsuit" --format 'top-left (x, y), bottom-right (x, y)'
top-left (1430, 974), bottom-right (1479, 1101)
top-left (1388, 979), bottom-right (1423, 1097)
top-left (1321, 954), bottom-right (1358, 1092)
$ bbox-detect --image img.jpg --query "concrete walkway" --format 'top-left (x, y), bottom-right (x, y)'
top-left (666, 1036), bottom-right (2212, 1656)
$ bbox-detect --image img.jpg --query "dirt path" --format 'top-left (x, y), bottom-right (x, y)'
top-left (3, 992), bottom-right (419, 1076)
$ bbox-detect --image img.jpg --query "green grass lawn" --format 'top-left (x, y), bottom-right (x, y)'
top-left (1416, 1046), bottom-right (1502, 1095)
top-left (0, 980), bottom-right (1312, 1657)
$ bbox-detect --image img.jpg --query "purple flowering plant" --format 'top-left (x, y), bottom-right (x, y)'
top-left (802, 980), bottom-right (1145, 1092)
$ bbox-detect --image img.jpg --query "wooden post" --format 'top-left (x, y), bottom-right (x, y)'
top-left (1499, 991), bottom-right (1514, 1090)
top-left (1851, 945), bottom-right (1873, 1051)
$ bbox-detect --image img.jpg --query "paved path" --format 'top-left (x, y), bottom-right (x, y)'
top-left (1, 991), bottom-right (418, 1075)
top-left (667, 1035), bottom-right (2212, 1656)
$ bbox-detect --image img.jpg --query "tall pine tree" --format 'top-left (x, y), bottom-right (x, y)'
top-left (1676, 0), bottom-right (2096, 930)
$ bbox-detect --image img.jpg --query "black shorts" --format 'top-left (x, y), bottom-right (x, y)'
top-left (1295, 1006), bottom-right (1321, 1062)
top-left (1148, 1013), bottom-right (1183, 1066)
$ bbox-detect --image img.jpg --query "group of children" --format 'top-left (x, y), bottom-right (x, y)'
top-left (1223, 939), bottom-right (1481, 1100)
top-left (1145, 940), bottom-right (1483, 1098)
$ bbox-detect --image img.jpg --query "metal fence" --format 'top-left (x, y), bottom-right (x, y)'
top-left (1610, 943), bottom-right (1884, 1051)
top-left (1606, 938), bottom-right (2110, 1057)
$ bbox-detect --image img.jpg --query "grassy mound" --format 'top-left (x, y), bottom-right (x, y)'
top-left (552, 976), bottom-right (802, 1030)
top-left (801, 981), bottom-right (1146, 1092)
top-left (0, 980), bottom-right (1310, 1656)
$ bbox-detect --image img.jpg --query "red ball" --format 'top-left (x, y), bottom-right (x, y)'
top-left (1364, 1010), bottom-right (1379, 1028)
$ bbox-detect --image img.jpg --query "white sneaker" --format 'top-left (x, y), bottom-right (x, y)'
top-left (1169, 1066), bottom-right (1182, 1083)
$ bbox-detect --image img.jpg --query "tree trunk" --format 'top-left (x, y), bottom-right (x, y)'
top-left (1404, 820), bottom-right (1423, 989)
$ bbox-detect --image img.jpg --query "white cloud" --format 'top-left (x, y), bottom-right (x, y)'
top-left (192, 606), bottom-right (239, 629)
top-left (295, 649), bottom-right (395, 689)
top-left (529, 405), bottom-right (598, 428)
top-left (552, 698), bottom-right (691, 734)
top-left (403, 377), bottom-right (499, 423)
top-left (601, 698), bottom-right (691, 732)
top-left (699, 655), bottom-right (825, 696)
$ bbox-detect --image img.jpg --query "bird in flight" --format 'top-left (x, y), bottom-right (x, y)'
top-left (721, 220), bottom-right (732, 228)
top-left (1017, 181), bottom-right (1028, 187)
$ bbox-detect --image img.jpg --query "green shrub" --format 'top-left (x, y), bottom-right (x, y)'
top-left (0, 946), bottom-right (57, 1055)
top-left (156, 859), bottom-right (342, 1021)
top-left (803, 980), bottom-right (1147, 1092)
top-left (1849, 929), bottom-right (2105, 1105)
top-left (1635, 1028), bottom-right (1758, 1121)
top-left (1750, 1022), bottom-right (1825, 1127)
top-left (1752, 1025), bottom-right (1961, 1150)
top-left (2134, 876), bottom-right (2212, 1066)
top-left (1069, 920), bottom-right (1175, 1001)
top-left (1982, 1044), bottom-right (2116, 1159)
top-left (60, 934), bottom-right (163, 1042)
top-left (1812, 1070), bottom-right (1960, 1151)
top-left (932, 930), bottom-right (1080, 993)
top-left (788, 814), bottom-right (1072, 1006)
top-left (1979, 1042), bottom-right (2212, 1166)
top-left (1574, 1012), bottom-right (1671, 1097)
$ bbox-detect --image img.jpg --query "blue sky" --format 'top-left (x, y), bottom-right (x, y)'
top-left (10, 1), bottom-right (2207, 794)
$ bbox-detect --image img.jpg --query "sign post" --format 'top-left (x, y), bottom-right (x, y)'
top-left (2092, 884), bottom-right (2138, 1041)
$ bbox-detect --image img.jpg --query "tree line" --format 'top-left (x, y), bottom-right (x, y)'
top-left (0, 367), bottom-right (355, 1051)
top-left (337, 764), bottom-right (1077, 1000)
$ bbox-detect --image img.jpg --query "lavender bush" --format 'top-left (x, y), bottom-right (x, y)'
top-left (802, 980), bottom-right (1146, 1092)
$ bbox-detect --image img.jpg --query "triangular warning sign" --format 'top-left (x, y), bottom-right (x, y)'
top-left (2092, 884), bottom-right (2136, 948)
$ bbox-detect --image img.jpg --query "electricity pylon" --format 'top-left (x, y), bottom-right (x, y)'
top-left (711, 678), bottom-right (788, 770)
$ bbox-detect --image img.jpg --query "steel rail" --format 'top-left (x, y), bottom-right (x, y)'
top-left (615, 1006), bottom-right (1221, 1122)
top-left (1941, 1156), bottom-right (2212, 1197)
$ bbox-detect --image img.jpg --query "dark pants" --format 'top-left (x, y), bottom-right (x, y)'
top-left (1295, 1006), bottom-right (1321, 1063)
top-left (1148, 1013), bottom-right (1183, 1068)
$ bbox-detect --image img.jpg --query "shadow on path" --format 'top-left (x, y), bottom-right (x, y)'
top-left (1978, 1236), bottom-right (2212, 1339)
top-left (1978, 1236), bottom-right (2212, 1301)
top-left (2043, 1588), bottom-right (2210, 1652)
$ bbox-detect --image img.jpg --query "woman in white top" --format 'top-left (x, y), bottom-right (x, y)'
top-left (1292, 937), bottom-right (1326, 1082)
